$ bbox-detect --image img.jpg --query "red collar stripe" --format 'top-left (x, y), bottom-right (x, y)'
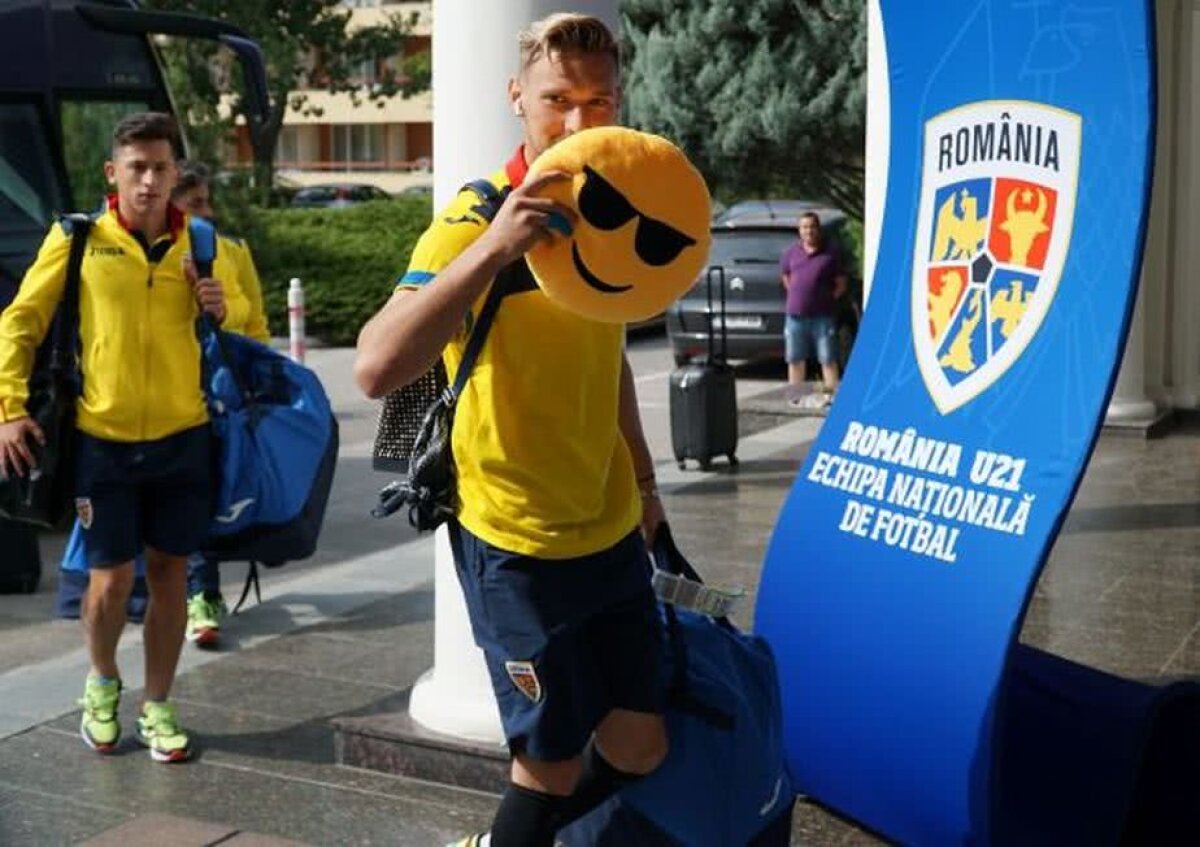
top-left (105, 194), bottom-right (185, 238)
top-left (505, 145), bottom-right (530, 189)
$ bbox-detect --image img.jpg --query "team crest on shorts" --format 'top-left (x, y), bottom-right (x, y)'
top-left (504, 660), bottom-right (543, 704)
top-left (912, 100), bottom-right (1081, 413)
top-left (75, 497), bottom-right (94, 529)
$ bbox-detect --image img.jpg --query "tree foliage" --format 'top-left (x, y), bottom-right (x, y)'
top-left (143, 0), bottom-right (430, 201)
top-left (622, 0), bottom-right (865, 218)
top-left (253, 198), bottom-right (431, 344)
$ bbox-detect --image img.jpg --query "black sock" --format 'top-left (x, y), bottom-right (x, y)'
top-left (556, 740), bottom-right (646, 829)
top-left (490, 782), bottom-right (563, 847)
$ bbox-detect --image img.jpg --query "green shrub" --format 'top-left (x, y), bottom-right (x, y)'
top-left (251, 197), bottom-right (432, 345)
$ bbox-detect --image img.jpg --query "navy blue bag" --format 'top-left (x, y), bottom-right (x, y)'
top-left (561, 526), bottom-right (794, 847)
top-left (190, 219), bottom-right (338, 565)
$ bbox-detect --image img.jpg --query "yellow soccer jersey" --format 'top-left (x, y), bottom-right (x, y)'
top-left (398, 173), bottom-right (640, 559)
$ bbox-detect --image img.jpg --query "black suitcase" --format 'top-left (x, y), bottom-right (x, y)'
top-left (0, 515), bottom-right (41, 594)
top-left (669, 266), bottom-right (739, 471)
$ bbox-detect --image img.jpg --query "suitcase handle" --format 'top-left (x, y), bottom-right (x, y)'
top-left (706, 265), bottom-right (727, 364)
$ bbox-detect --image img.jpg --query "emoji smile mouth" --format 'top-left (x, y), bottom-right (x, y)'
top-left (571, 242), bottom-right (632, 294)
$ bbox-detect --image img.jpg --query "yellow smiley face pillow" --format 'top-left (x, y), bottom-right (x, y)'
top-left (525, 126), bottom-right (712, 324)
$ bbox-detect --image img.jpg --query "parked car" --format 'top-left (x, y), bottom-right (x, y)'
top-left (398, 183), bottom-right (433, 197)
top-left (291, 182), bottom-right (391, 209)
top-left (667, 202), bottom-right (858, 367)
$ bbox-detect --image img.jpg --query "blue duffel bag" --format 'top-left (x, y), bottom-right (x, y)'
top-left (196, 322), bottom-right (337, 564)
top-left (560, 525), bottom-right (794, 847)
top-left (190, 219), bottom-right (337, 565)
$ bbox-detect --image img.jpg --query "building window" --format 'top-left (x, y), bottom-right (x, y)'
top-left (352, 58), bottom-right (378, 86)
top-left (276, 126), bottom-right (301, 167)
top-left (331, 124), bottom-right (384, 169)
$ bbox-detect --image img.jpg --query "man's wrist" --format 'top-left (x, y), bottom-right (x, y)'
top-left (637, 471), bottom-right (658, 499)
top-left (472, 229), bottom-right (516, 272)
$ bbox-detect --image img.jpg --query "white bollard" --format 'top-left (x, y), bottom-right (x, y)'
top-left (287, 277), bottom-right (306, 363)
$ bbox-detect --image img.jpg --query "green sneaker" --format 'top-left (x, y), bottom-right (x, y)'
top-left (137, 701), bottom-right (192, 763)
top-left (186, 592), bottom-right (226, 648)
top-left (79, 675), bottom-right (121, 753)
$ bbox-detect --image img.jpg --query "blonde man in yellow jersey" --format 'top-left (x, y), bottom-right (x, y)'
top-left (0, 113), bottom-right (244, 763)
top-left (171, 161), bottom-right (271, 648)
top-left (356, 15), bottom-right (667, 847)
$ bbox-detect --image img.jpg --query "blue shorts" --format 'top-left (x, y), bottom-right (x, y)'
top-left (73, 425), bottom-right (213, 569)
top-left (449, 523), bottom-right (666, 761)
top-left (785, 315), bottom-right (838, 365)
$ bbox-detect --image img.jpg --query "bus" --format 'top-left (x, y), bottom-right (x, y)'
top-left (0, 0), bottom-right (270, 307)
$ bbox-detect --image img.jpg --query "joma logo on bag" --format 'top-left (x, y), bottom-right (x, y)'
top-left (215, 497), bottom-right (255, 524)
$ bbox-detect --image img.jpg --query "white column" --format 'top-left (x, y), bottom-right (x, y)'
top-left (408, 526), bottom-right (502, 741)
top-left (1106, 1), bottom-right (1176, 425)
top-left (1169, 3), bottom-right (1200, 408)
top-left (409, 0), bottom-right (621, 743)
top-left (1106, 283), bottom-right (1158, 423)
top-left (862, 0), bottom-right (889, 310)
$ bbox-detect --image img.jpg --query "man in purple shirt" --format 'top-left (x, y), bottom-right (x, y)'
top-left (780, 211), bottom-right (847, 407)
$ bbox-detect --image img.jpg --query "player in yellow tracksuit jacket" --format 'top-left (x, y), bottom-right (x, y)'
top-left (0, 113), bottom-right (245, 764)
top-left (170, 161), bottom-right (271, 649)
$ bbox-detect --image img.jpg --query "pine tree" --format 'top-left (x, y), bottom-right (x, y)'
top-left (622, 0), bottom-right (865, 219)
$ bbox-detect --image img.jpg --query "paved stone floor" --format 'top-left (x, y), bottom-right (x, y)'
top-left (1, 370), bottom-right (1197, 843)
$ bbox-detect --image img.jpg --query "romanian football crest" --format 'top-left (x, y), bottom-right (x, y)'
top-left (912, 101), bottom-right (1080, 413)
top-left (75, 497), bottom-right (93, 530)
top-left (504, 660), bottom-right (544, 703)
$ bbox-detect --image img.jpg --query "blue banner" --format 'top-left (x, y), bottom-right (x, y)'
top-left (755, 2), bottom-right (1156, 844)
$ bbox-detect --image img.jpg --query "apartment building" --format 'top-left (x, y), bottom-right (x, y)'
top-left (234, 0), bottom-right (433, 195)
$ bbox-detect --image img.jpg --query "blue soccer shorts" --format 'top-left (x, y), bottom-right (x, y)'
top-left (449, 523), bottom-right (666, 761)
top-left (73, 424), bottom-right (212, 568)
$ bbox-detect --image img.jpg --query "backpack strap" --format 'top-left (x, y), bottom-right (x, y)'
top-left (188, 217), bottom-right (218, 278)
top-left (49, 213), bottom-right (94, 368)
top-left (442, 178), bottom-right (517, 402)
top-left (461, 178), bottom-right (511, 224)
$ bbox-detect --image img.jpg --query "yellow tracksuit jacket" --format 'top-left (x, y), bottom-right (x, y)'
top-left (217, 236), bottom-right (270, 343)
top-left (0, 206), bottom-right (250, 442)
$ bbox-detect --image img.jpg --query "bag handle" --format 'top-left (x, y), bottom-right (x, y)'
top-left (188, 217), bottom-right (255, 413)
top-left (650, 525), bottom-right (737, 730)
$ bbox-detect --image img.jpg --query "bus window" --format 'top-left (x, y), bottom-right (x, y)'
top-left (61, 99), bottom-right (153, 212)
top-left (0, 103), bottom-right (62, 304)
top-left (0, 1), bottom-right (271, 305)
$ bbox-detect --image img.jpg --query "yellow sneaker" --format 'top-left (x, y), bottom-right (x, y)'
top-left (186, 592), bottom-right (226, 648)
top-left (137, 700), bottom-right (192, 763)
top-left (79, 675), bottom-right (121, 753)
